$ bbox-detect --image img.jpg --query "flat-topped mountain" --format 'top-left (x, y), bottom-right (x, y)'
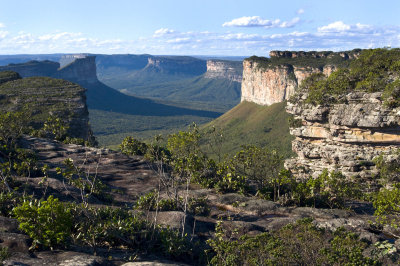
top-left (0, 71), bottom-right (93, 141)
top-left (241, 50), bottom-right (361, 106)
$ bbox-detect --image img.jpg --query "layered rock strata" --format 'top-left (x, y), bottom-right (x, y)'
top-left (204, 60), bottom-right (243, 82)
top-left (241, 60), bottom-right (336, 105)
top-left (240, 50), bottom-right (345, 105)
top-left (285, 91), bottom-right (400, 183)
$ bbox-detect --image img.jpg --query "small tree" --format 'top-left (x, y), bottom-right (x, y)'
top-left (120, 136), bottom-right (148, 156)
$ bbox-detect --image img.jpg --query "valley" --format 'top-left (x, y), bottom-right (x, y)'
top-left (0, 48), bottom-right (400, 265)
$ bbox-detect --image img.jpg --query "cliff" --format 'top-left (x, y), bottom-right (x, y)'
top-left (0, 71), bottom-right (93, 141)
top-left (144, 56), bottom-right (206, 76)
top-left (240, 50), bottom-right (358, 105)
top-left (204, 60), bottom-right (242, 82)
top-left (55, 56), bottom-right (98, 84)
top-left (0, 55), bottom-right (98, 84)
top-left (285, 91), bottom-right (400, 187)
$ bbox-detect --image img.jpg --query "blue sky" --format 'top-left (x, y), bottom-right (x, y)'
top-left (0, 0), bottom-right (399, 55)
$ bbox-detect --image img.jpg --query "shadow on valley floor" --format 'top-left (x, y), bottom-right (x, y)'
top-left (84, 81), bottom-right (223, 118)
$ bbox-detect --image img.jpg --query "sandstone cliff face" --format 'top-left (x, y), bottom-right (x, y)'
top-left (204, 60), bottom-right (243, 82)
top-left (240, 50), bottom-right (355, 106)
top-left (285, 91), bottom-right (400, 184)
top-left (241, 61), bottom-right (337, 105)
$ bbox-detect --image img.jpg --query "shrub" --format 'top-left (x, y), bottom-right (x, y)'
top-left (40, 115), bottom-right (69, 141)
top-left (120, 136), bottom-right (148, 156)
top-left (13, 196), bottom-right (73, 250)
top-left (373, 184), bottom-right (400, 227)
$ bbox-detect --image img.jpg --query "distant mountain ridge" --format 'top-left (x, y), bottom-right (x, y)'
top-left (0, 56), bottom-right (221, 117)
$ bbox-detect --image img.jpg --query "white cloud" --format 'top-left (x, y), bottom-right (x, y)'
top-left (222, 16), bottom-right (300, 28)
top-left (0, 31), bottom-right (8, 39)
top-left (153, 28), bottom-right (176, 37)
top-left (166, 37), bottom-right (190, 43)
top-left (0, 23), bottom-right (5, 28)
top-left (0, 21), bottom-right (398, 56)
top-left (318, 21), bottom-right (350, 32)
top-left (297, 8), bottom-right (305, 15)
top-left (317, 21), bottom-right (372, 34)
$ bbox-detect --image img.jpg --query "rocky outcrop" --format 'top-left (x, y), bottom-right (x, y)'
top-left (285, 91), bottom-right (400, 183)
top-left (204, 60), bottom-right (242, 82)
top-left (240, 50), bottom-right (355, 106)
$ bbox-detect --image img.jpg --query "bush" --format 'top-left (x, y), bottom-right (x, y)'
top-left (13, 196), bottom-right (73, 250)
top-left (373, 184), bottom-right (400, 227)
top-left (120, 136), bottom-right (148, 156)
top-left (279, 170), bottom-right (362, 208)
top-left (207, 218), bottom-right (379, 265)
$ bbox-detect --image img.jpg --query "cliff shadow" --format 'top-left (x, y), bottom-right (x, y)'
top-left (83, 81), bottom-right (222, 118)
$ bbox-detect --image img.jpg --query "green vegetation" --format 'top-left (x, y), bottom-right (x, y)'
top-left (13, 196), bottom-right (73, 250)
top-left (11, 195), bottom-right (200, 261)
top-left (0, 75), bottom-right (87, 138)
top-left (90, 108), bottom-right (216, 148)
top-left (114, 76), bottom-right (241, 105)
top-left (372, 150), bottom-right (400, 227)
top-left (0, 71), bottom-right (21, 84)
top-left (201, 101), bottom-right (294, 158)
top-left (120, 126), bottom-right (361, 209)
top-left (208, 218), bottom-right (380, 265)
top-left (246, 49), bottom-right (360, 70)
top-left (296, 48), bottom-right (400, 105)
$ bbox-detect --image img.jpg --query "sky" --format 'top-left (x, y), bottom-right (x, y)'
top-left (0, 0), bottom-right (399, 56)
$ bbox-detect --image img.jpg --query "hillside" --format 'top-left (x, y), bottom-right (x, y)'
top-left (201, 101), bottom-right (294, 158)
top-left (120, 75), bottom-right (241, 106)
top-left (0, 71), bottom-right (92, 140)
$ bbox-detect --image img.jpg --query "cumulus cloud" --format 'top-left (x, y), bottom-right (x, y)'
top-left (222, 16), bottom-right (300, 28)
top-left (318, 21), bottom-right (372, 33)
top-left (153, 28), bottom-right (176, 37)
top-left (0, 23), bottom-right (5, 28)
